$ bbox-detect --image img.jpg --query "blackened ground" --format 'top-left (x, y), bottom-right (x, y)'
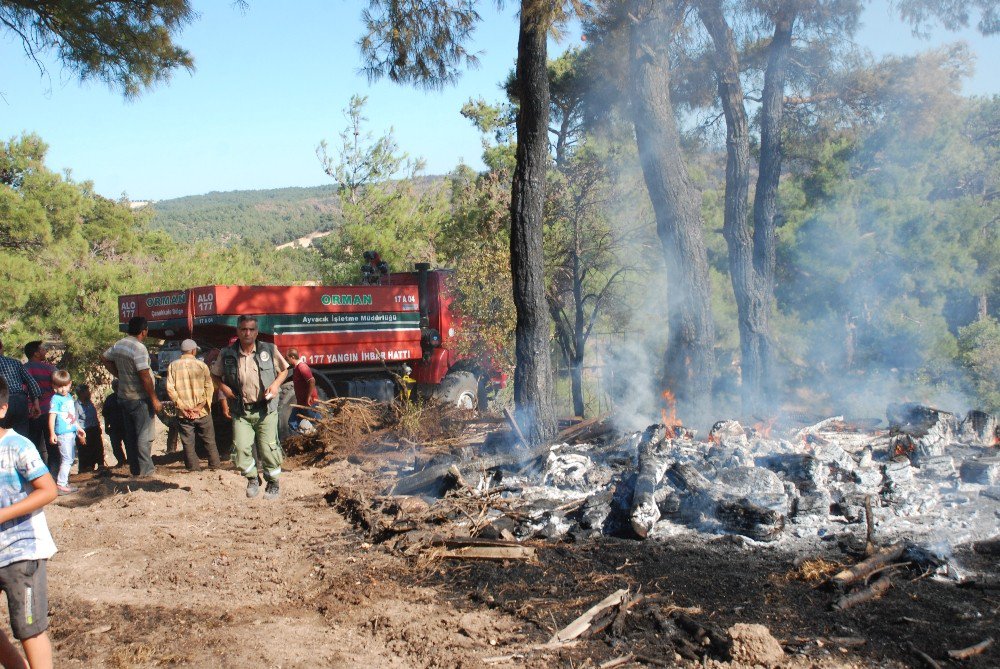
top-left (421, 535), bottom-right (1000, 667)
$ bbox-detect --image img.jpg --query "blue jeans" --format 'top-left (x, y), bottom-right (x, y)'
top-left (288, 407), bottom-right (321, 433)
top-left (120, 398), bottom-right (155, 476)
top-left (54, 433), bottom-right (76, 487)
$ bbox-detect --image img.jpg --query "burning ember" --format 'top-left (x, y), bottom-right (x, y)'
top-left (660, 389), bottom-right (682, 438)
top-left (752, 417), bottom-right (776, 439)
top-left (892, 434), bottom-right (916, 458)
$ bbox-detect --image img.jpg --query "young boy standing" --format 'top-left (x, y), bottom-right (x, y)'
top-left (74, 386), bottom-right (103, 473)
top-left (0, 377), bottom-right (57, 669)
top-left (47, 371), bottom-right (82, 496)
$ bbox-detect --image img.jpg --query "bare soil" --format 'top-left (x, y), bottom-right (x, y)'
top-left (26, 425), bottom-right (1000, 668)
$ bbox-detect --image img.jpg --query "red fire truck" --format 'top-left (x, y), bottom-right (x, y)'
top-left (118, 262), bottom-right (498, 411)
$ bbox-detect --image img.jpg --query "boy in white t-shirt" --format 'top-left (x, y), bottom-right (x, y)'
top-left (0, 376), bottom-right (57, 668)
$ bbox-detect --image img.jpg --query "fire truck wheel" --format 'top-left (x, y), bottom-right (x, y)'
top-left (435, 371), bottom-right (479, 410)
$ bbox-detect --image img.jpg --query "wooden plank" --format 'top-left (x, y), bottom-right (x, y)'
top-left (547, 589), bottom-right (629, 645)
top-left (433, 535), bottom-right (532, 549)
top-left (437, 546), bottom-right (536, 561)
top-left (557, 414), bottom-right (612, 443)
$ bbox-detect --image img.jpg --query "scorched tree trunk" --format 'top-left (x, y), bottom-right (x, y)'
top-left (509, 2), bottom-right (557, 445)
top-left (628, 0), bottom-right (716, 421)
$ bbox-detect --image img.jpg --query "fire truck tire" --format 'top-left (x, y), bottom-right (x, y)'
top-left (435, 371), bottom-right (479, 410)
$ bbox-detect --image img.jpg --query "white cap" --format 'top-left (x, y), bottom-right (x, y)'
top-left (180, 339), bottom-right (198, 352)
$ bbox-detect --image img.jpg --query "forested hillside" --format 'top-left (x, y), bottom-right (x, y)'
top-left (149, 175), bottom-right (449, 246)
top-left (0, 134), bottom-right (320, 381)
top-left (149, 185), bottom-right (343, 245)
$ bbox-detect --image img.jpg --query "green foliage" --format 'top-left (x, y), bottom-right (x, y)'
top-left (1, 1), bottom-right (195, 98)
top-left (895, 0), bottom-right (1000, 36)
top-left (0, 133), bottom-right (316, 384)
top-left (317, 95), bottom-right (425, 205)
top-left (460, 98), bottom-right (517, 173)
top-left (958, 318), bottom-right (1000, 411)
top-left (445, 167), bottom-right (517, 374)
top-left (315, 96), bottom-right (444, 284)
top-left (359, 0), bottom-right (482, 90)
top-left (775, 74), bottom-right (999, 407)
top-left (150, 185), bottom-right (344, 245)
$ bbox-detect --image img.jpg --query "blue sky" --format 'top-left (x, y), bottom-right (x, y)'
top-left (1, 2), bottom-right (997, 202)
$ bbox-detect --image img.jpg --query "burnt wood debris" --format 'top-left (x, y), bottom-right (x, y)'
top-left (301, 394), bottom-right (1000, 664)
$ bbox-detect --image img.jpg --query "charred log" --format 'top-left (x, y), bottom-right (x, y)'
top-left (630, 425), bottom-right (671, 538)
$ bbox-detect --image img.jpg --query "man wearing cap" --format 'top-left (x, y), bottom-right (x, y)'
top-left (101, 316), bottom-right (162, 477)
top-left (211, 315), bottom-right (288, 500)
top-left (166, 340), bottom-right (222, 472)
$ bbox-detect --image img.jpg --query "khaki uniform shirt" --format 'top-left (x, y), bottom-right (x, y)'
top-left (166, 355), bottom-right (214, 418)
top-left (211, 343), bottom-right (288, 405)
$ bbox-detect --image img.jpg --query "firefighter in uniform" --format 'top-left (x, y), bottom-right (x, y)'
top-left (211, 315), bottom-right (289, 500)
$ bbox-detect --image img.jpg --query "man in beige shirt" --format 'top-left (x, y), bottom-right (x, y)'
top-left (167, 339), bottom-right (222, 472)
top-left (210, 316), bottom-right (288, 500)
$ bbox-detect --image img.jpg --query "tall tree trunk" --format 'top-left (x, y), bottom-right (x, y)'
top-left (628, 0), bottom-right (716, 422)
top-left (510, 2), bottom-right (557, 444)
top-left (700, 1), bottom-right (794, 417)
top-left (570, 355), bottom-right (585, 417)
top-left (571, 215), bottom-right (586, 417)
top-left (751, 8), bottom-right (794, 413)
top-left (699, 0), bottom-right (761, 417)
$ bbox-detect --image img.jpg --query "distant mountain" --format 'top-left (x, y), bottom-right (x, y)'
top-left (149, 185), bottom-right (344, 246)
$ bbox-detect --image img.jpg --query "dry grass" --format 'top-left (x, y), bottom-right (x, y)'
top-left (785, 557), bottom-right (843, 584)
top-left (285, 396), bottom-right (479, 462)
top-left (107, 642), bottom-right (166, 668)
top-left (284, 397), bottom-right (397, 458)
top-left (395, 400), bottom-right (471, 443)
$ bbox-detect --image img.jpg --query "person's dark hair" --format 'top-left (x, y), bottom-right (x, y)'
top-left (236, 315), bottom-right (258, 328)
top-left (76, 384), bottom-right (90, 395)
top-left (23, 340), bottom-right (43, 359)
top-left (127, 316), bottom-right (148, 336)
top-left (286, 348), bottom-right (299, 360)
top-left (0, 377), bottom-right (8, 408)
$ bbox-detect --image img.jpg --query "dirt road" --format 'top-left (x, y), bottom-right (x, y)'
top-left (42, 455), bottom-right (520, 668)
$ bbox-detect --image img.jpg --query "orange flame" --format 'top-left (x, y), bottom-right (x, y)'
top-left (661, 389), bottom-right (682, 438)
top-left (752, 417), bottom-right (776, 439)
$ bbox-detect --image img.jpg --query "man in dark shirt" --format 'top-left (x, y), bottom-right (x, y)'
top-left (23, 341), bottom-right (55, 464)
top-left (285, 349), bottom-right (320, 434)
top-left (0, 339), bottom-right (41, 439)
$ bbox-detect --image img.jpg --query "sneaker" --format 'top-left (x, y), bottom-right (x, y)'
top-left (246, 477), bottom-right (260, 499)
top-left (57, 484), bottom-right (79, 496)
top-left (263, 480), bottom-right (280, 500)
